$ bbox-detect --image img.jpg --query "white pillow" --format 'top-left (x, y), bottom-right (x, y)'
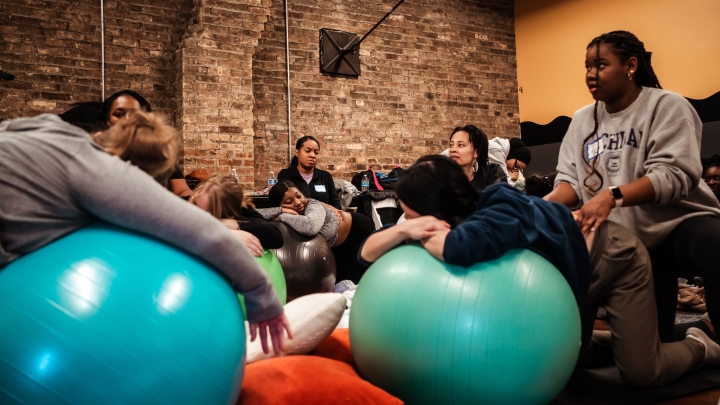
top-left (245, 293), bottom-right (347, 363)
top-left (336, 289), bottom-right (356, 329)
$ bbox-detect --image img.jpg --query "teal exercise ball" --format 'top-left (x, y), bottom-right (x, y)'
top-left (350, 245), bottom-right (581, 405)
top-left (0, 223), bottom-right (246, 405)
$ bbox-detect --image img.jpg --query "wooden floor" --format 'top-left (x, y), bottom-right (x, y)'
top-left (657, 388), bottom-right (719, 404)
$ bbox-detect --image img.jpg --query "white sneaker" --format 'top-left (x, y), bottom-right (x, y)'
top-left (687, 327), bottom-right (720, 365)
top-left (702, 312), bottom-right (718, 341)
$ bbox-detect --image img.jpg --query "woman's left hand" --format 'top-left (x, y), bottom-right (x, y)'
top-left (249, 313), bottom-right (293, 354)
top-left (577, 190), bottom-right (615, 234)
top-left (221, 219), bottom-right (240, 230)
top-left (230, 230), bottom-right (264, 257)
top-left (421, 228), bottom-right (450, 261)
top-left (333, 209), bottom-right (343, 222)
top-left (323, 203), bottom-right (344, 222)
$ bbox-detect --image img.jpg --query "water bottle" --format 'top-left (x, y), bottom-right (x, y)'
top-left (268, 171), bottom-right (277, 188)
top-left (361, 173), bottom-right (369, 192)
top-left (231, 167), bottom-right (239, 183)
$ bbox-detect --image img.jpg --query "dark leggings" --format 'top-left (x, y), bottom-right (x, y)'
top-left (650, 216), bottom-right (720, 342)
top-left (332, 213), bottom-right (376, 284)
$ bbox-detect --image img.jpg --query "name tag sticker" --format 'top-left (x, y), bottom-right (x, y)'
top-left (314, 185), bottom-right (327, 192)
top-left (586, 137), bottom-right (605, 160)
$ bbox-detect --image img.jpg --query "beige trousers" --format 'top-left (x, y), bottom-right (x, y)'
top-left (581, 221), bottom-right (703, 387)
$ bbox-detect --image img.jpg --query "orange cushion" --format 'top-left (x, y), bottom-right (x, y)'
top-left (237, 355), bottom-right (403, 405)
top-left (310, 328), bottom-right (354, 367)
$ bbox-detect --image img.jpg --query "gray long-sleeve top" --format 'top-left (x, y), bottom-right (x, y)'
top-left (555, 87), bottom-right (720, 248)
top-left (257, 199), bottom-right (339, 246)
top-left (0, 114), bottom-right (282, 323)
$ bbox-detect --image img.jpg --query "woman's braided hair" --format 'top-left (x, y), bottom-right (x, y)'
top-left (581, 31), bottom-right (662, 192)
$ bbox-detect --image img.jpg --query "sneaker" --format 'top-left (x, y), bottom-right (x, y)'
top-left (702, 312), bottom-right (718, 341)
top-left (333, 280), bottom-right (356, 294)
top-left (687, 327), bottom-right (720, 365)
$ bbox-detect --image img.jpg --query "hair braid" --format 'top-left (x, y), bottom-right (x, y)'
top-left (580, 30), bottom-right (661, 193)
top-left (588, 30), bottom-right (662, 89)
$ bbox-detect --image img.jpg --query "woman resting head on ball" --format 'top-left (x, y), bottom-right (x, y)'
top-left (0, 111), bottom-right (291, 354)
top-left (360, 154), bottom-right (718, 388)
top-left (258, 180), bottom-right (375, 284)
top-left (360, 155), bottom-right (588, 295)
top-left (190, 175), bottom-right (284, 254)
top-left (93, 110), bottom-right (177, 185)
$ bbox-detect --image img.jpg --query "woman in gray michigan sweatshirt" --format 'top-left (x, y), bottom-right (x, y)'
top-left (545, 30), bottom-right (720, 342)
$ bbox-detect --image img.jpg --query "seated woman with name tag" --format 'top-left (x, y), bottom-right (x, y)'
top-left (277, 136), bottom-right (343, 210)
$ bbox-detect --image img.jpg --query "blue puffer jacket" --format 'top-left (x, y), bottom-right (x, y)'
top-left (443, 183), bottom-right (591, 303)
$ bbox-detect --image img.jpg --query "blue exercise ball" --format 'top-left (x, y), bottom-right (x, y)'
top-left (350, 245), bottom-right (581, 405)
top-left (0, 223), bottom-right (246, 405)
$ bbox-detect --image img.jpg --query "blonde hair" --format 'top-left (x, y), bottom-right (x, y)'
top-left (190, 175), bottom-right (254, 220)
top-left (94, 111), bottom-right (178, 183)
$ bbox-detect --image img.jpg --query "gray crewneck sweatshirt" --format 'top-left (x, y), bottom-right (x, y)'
top-left (555, 87), bottom-right (720, 248)
top-left (0, 114), bottom-right (282, 323)
top-left (257, 199), bottom-right (339, 246)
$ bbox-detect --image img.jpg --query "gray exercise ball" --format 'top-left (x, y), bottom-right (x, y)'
top-left (270, 222), bottom-right (336, 301)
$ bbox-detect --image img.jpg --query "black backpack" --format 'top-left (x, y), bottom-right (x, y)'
top-left (351, 167), bottom-right (405, 191)
top-left (351, 170), bottom-right (378, 191)
top-left (380, 167), bottom-right (405, 190)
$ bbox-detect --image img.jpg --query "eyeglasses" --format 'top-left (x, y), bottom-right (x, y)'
top-left (703, 175), bottom-right (720, 183)
top-left (510, 159), bottom-right (522, 173)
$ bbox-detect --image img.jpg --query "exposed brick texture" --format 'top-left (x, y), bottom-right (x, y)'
top-left (0, 0), bottom-right (192, 121)
top-left (175, 0), bottom-right (271, 185)
top-left (1, 0), bottom-right (519, 190)
top-left (251, 0), bottom-right (519, 188)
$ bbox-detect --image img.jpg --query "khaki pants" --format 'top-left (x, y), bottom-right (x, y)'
top-left (580, 221), bottom-right (703, 387)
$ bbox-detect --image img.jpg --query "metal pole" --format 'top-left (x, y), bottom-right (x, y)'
top-left (284, 0), bottom-right (292, 164)
top-left (353, 0), bottom-right (404, 51)
top-left (100, 0), bottom-right (105, 100)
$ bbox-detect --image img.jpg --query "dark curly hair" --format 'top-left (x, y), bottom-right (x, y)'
top-left (396, 155), bottom-right (478, 228)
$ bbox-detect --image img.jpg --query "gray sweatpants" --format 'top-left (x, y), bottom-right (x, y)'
top-left (581, 221), bottom-right (703, 387)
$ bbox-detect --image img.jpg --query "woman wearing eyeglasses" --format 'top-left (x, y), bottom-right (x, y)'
top-left (702, 155), bottom-right (720, 202)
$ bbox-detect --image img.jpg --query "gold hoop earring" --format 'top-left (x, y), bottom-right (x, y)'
top-left (628, 71), bottom-right (634, 80)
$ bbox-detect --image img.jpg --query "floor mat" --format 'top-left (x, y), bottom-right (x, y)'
top-left (551, 365), bottom-right (720, 405)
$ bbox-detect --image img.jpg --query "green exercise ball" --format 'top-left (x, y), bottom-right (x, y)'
top-left (350, 245), bottom-right (581, 405)
top-left (0, 223), bottom-right (246, 405)
top-left (238, 250), bottom-right (286, 317)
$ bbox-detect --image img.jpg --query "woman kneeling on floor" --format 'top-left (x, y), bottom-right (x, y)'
top-left (258, 180), bottom-right (375, 284)
top-left (360, 155), bottom-right (718, 388)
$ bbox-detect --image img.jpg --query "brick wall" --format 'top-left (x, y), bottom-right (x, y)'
top-left (0, 0), bottom-right (191, 121)
top-left (175, 0), bottom-right (271, 185)
top-left (1, 0), bottom-right (519, 190)
top-left (252, 0), bottom-right (519, 188)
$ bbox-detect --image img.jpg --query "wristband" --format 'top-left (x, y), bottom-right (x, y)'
top-left (608, 186), bottom-right (623, 208)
